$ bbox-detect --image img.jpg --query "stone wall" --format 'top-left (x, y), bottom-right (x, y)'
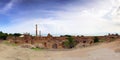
top-left (6, 34), bottom-right (120, 49)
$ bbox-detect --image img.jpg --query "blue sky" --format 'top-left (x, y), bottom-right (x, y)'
top-left (0, 0), bottom-right (120, 36)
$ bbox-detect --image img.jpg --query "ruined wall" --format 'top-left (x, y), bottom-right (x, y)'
top-left (7, 34), bottom-right (120, 49)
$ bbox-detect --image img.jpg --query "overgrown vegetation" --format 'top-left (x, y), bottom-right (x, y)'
top-left (0, 31), bottom-right (22, 40)
top-left (64, 36), bottom-right (77, 48)
top-left (93, 37), bottom-right (99, 43)
top-left (13, 33), bottom-right (22, 37)
top-left (0, 31), bottom-right (8, 40)
top-left (2, 41), bottom-right (17, 46)
top-left (31, 47), bottom-right (43, 51)
top-left (99, 39), bottom-right (105, 42)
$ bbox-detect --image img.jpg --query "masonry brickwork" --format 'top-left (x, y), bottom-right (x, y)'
top-left (7, 33), bottom-right (120, 49)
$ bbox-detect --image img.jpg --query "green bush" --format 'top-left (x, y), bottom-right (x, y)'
top-left (31, 47), bottom-right (43, 51)
top-left (0, 31), bottom-right (8, 40)
top-left (93, 37), bottom-right (99, 43)
top-left (64, 36), bottom-right (76, 48)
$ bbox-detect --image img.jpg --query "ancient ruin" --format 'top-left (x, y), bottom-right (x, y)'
top-left (6, 24), bottom-right (120, 49)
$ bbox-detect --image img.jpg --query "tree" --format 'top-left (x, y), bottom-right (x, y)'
top-left (13, 33), bottom-right (21, 37)
top-left (0, 31), bottom-right (22, 40)
top-left (64, 36), bottom-right (77, 48)
top-left (0, 31), bottom-right (8, 40)
top-left (8, 33), bottom-right (14, 36)
top-left (64, 35), bottom-right (72, 37)
top-left (93, 37), bottom-right (99, 43)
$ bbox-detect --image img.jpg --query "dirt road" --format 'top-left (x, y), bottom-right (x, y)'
top-left (0, 40), bottom-right (120, 60)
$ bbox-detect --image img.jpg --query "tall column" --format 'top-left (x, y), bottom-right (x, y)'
top-left (36, 24), bottom-right (38, 37)
top-left (39, 30), bottom-right (41, 37)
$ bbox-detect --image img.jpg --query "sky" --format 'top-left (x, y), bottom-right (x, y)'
top-left (0, 0), bottom-right (120, 36)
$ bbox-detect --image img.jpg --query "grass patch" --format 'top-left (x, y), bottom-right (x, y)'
top-left (31, 47), bottom-right (43, 51)
top-left (2, 41), bottom-right (17, 46)
top-left (110, 39), bottom-right (116, 42)
top-left (11, 43), bottom-right (17, 46)
top-left (2, 40), bottom-right (9, 44)
top-left (99, 39), bottom-right (106, 42)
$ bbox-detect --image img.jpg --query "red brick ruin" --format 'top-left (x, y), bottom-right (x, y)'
top-left (7, 24), bottom-right (120, 49)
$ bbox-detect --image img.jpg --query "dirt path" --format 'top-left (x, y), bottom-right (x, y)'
top-left (0, 40), bottom-right (120, 60)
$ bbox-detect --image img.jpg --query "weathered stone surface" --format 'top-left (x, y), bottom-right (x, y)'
top-left (7, 33), bottom-right (120, 49)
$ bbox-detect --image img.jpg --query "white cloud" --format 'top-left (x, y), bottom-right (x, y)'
top-left (4, 0), bottom-right (120, 36)
top-left (107, 0), bottom-right (120, 24)
top-left (0, 0), bottom-right (17, 13)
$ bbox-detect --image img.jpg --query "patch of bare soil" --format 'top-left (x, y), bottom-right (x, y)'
top-left (115, 48), bottom-right (120, 53)
top-left (0, 40), bottom-right (120, 60)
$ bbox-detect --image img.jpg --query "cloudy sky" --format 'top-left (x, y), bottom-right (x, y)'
top-left (0, 0), bottom-right (120, 36)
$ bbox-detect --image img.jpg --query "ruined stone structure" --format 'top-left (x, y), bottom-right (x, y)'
top-left (7, 33), bottom-right (120, 49)
top-left (6, 25), bottom-right (120, 49)
top-left (7, 34), bottom-right (92, 49)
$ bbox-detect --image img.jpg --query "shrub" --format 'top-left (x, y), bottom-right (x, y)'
top-left (0, 31), bottom-right (8, 40)
top-left (64, 36), bottom-right (77, 48)
top-left (31, 47), bottom-right (43, 51)
top-left (93, 37), bottom-right (99, 43)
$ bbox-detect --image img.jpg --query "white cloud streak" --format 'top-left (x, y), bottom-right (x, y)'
top-left (0, 0), bottom-right (17, 13)
top-left (3, 0), bottom-right (120, 36)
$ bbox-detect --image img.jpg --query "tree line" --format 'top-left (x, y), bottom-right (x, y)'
top-left (0, 31), bottom-right (21, 40)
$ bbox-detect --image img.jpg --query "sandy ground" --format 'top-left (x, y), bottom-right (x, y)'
top-left (0, 40), bottom-right (120, 60)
